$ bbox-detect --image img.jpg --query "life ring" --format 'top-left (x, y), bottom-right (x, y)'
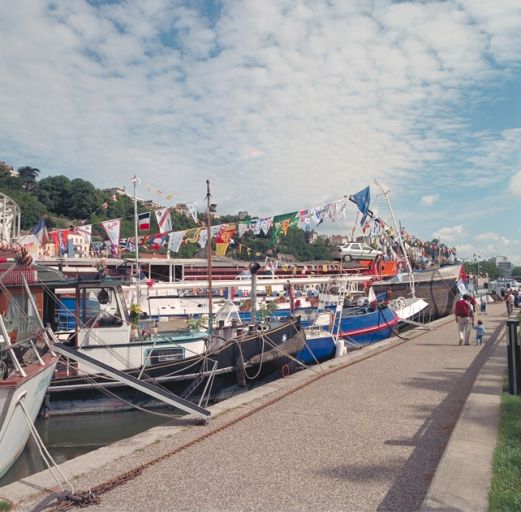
top-left (281, 363), bottom-right (290, 378)
top-left (394, 296), bottom-right (407, 309)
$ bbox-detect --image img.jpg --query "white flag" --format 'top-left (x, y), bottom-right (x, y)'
top-left (260, 218), bottom-right (273, 235)
top-left (101, 219), bottom-right (121, 255)
top-left (198, 229), bottom-right (208, 248)
top-left (168, 231), bottom-right (185, 253)
top-left (186, 202), bottom-right (198, 223)
top-left (155, 208), bottom-right (172, 233)
top-left (75, 224), bottom-right (92, 245)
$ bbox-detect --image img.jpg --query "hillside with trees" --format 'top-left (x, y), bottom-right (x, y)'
top-left (0, 161), bottom-right (332, 261)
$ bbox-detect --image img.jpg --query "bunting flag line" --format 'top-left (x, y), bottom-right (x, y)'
top-left (155, 207), bottom-right (172, 234)
top-left (350, 186), bottom-right (372, 226)
top-left (138, 212), bottom-right (151, 231)
top-left (31, 219), bottom-right (49, 245)
top-left (101, 219), bottom-right (121, 257)
top-left (168, 231), bottom-right (185, 253)
top-left (50, 230), bottom-right (69, 256)
top-left (74, 224), bottom-right (92, 245)
top-left (186, 202), bottom-right (199, 223)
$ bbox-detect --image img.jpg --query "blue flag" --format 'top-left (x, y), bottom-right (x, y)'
top-left (350, 186), bottom-right (371, 225)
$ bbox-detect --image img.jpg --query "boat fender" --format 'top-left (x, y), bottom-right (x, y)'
top-left (335, 338), bottom-right (346, 358)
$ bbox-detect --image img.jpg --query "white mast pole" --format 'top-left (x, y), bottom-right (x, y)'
top-left (374, 179), bottom-right (416, 298)
top-left (131, 175), bottom-right (141, 303)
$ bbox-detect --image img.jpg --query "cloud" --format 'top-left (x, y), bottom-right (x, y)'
top-left (434, 225), bottom-right (466, 241)
top-left (420, 194), bottom-right (439, 206)
top-left (0, 0), bottom-right (520, 273)
top-left (509, 170), bottom-right (521, 196)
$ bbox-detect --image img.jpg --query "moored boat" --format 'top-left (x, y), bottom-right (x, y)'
top-left (371, 264), bottom-right (461, 320)
top-left (0, 249), bottom-right (60, 478)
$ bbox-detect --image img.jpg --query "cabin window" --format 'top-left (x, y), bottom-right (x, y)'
top-left (146, 347), bottom-right (184, 365)
top-left (80, 287), bottom-right (123, 328)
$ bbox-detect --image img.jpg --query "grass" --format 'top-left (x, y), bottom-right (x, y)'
top-left (489, 392), bottom-right (521, 511)
top-left (0, 499), bottom-right (12, 511)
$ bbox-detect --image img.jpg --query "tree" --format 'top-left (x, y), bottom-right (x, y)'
top-left (463, 260), bottom-right (501, 280)
top-left (66, 179), bottom-right (102, 220)
top-left (6, 189), bottom-right (47, 229)
top-left (36, 175), bottom-right (71, 215)
top-left (17, 166), bottom-right (40, 191)
top-left (512, 267), bottom-right (521, 279)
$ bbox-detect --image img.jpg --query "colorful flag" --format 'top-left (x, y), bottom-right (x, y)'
top-left (138, 212), bottom-right (151, 231)
top-left (50, 230), bottom-right (69, 256)
top-left (155, 208), bottom-right (172, 233)
top-left (31, 218), bottom-right (49, 245)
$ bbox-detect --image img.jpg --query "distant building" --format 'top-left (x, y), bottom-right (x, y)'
top-left (494, 256), bottom-right (513, 278)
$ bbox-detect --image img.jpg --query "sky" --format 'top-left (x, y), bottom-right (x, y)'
top-left (0, 0), bottom-right (520, 264)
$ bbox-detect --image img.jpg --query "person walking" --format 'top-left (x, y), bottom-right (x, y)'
top-left (455, 294), bottom-right (474, 345)
top-left (505, 290), bottom-right (515, 316)
top-left (479, 294), bottom-right (488, 315)
top-left (474, 319), bottom-right (486, 346)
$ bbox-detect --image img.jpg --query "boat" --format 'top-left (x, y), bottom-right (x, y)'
top-left (0, 247), bottom-right (60, 478)
top-left (371, 264), bottom-right (461, 320)
top-left (46, 314), bottom-right (304, 415)
top-left (43, 182), bottom-right (307, 415)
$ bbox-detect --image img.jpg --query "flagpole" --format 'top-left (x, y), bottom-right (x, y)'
top-left (206, 179), bottom-right (213, 335)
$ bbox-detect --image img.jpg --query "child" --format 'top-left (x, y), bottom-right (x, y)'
top-left (474, 319), bottom-right (486, 346)
top-left (479, 294), bottom-right (487, 314)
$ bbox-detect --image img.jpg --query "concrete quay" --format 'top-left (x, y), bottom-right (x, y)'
top-left (1, 303), bottom-right (509, 511)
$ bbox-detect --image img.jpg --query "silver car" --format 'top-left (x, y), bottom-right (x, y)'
top-left (331, 242), bottom-right (383, 262)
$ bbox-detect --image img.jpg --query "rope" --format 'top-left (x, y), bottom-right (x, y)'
top-left (17, 397), bottom-right (75, 494)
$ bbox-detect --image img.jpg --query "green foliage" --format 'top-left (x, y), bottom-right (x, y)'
top-left (0, 499), bottom-right (12, 511)
top-left (512, 267), bottom-right (521, 279)
top-left (36, 175), bottom-right (72, 215)
top-left (17, 166), bottom-right (40, 191)
top-left (489, 393), bottom-right (521, 511)
top-left (463, 260), bottom-right (501, 280)
top-left (3, 188), bottom-right (47, 229)
top-left (0, 160), bottom-right (331, 260)
top-left (67, 179), bottom-right (101, 219)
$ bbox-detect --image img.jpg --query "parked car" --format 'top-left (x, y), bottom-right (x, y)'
top-left (331, 242), bottom-right (383, 262)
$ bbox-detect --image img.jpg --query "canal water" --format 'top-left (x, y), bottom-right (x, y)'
top-left (0, 409), bottom-right (173, 488)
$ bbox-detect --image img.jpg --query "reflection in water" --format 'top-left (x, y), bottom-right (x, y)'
top-left (0, 409), bottom-right (171, 487)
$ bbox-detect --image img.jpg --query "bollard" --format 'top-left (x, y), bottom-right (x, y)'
top-left (506, 319), bottom-right (521, 395)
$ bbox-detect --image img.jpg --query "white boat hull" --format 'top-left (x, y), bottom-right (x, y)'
top-left (0, 354), bottom-right (58, 478)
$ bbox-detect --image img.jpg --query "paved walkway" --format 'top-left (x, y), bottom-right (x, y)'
top-left (2, 303), bottom-right (509, 511)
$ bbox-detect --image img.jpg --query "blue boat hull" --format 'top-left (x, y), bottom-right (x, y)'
top-left (296, 335), bottom-right (336, 365)
top-left (336, 305), bottom-right (399, 344)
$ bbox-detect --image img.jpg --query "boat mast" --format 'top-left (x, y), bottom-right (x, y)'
top-left (206, 179), bottom-right (213, 334)
top-left (374, 179), bottom-right (416, 298)
top-left (131, 175), bottom-right (141, 302)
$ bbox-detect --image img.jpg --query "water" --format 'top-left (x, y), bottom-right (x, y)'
top-left (0, 409), bottom-right (172, 488)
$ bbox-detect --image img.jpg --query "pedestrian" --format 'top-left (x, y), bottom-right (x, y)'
top-left (505, 290), bottom-right (515, 316)
top-left (468, 293), bottom-right (477, 313)
top-left (455, 293), bottom-right (474, 346)
top-left (479, 294), bottom-right (487, 315)
top-left (474, 319), bottom-right (486, 346)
